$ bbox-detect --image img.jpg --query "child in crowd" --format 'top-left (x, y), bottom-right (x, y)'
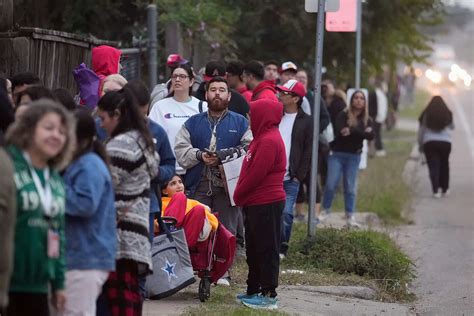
top-left (158, 175), bottom-right (218, 248)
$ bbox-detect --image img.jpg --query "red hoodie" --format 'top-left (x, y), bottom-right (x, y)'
top-left (92, 45), bottom-right (121, 79)
top-left (251, 80), bottom-right (278, 102)
top-left (233, 99), bottom-right (286, 207)
top-left (92, 45), bottom-right (122, 93)
top-left (237, 86), bottom-right (253, 103)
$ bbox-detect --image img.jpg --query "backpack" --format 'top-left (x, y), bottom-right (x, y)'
top-left (72, 63), bottom-right (101, 109)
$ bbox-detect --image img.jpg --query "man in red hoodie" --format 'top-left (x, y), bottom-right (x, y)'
top-left (234, 99), bottom-right (286, 310)
top-left (242, 61), bottom-right (278, 102)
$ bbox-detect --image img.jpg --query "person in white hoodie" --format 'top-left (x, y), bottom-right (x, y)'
top-left (368, 80), bottom-right (388, 157)
top-left (148, 64), bottom-right (207, 175)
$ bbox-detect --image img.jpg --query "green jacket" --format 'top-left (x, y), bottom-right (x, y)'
top-left (7, 146), bottom-right (66, 294)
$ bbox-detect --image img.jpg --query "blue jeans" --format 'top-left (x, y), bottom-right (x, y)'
top-left (322, 152), bottom-right (361, 215)
top-left (280, 179), bottom-right (300, 255)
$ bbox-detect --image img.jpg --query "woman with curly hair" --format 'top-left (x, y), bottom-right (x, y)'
top-left (5, 100), bottom-right (75, 316)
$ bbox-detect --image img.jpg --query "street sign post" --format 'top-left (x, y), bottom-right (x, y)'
top-left (326, 0), bottom-right (357, 32)
top-left (306, 0), bottom-right (328, 237)
top-left (355, 0), bottom-right (362, 89)
top-left (305, 0), bottom-right (339, 13)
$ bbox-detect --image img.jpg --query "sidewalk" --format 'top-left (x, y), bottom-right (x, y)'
top-left (143, 283), bottom-right (413, 315)
top-left (393, 89), bottom-right (474, 315)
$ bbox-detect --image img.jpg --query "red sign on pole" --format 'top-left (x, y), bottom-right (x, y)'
top-left (326, 0), bottom-right (357, 32)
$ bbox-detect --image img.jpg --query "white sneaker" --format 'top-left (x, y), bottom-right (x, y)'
top-left (216, 277), bottom-right (230, 286)
top-left (319, 210), bottom-right (330, 222)
top-left (375, 150), bottom-right (386, 157)
top-left (346, 216), bottom-right (361, 228)
top-left (442, 189), bottom-right (450, 197)
top-left (433, 192), bottom-right (442, 199)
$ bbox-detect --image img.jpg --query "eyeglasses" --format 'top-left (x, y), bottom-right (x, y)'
top-left (171, 74), bottom-right (190, 80)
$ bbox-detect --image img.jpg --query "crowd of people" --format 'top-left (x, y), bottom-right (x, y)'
top-left (0, 45), bottom-right (425, 314)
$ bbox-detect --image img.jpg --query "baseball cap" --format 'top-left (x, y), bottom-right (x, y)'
top-left (204, 60), bottom-right (227, 81)
top-left (276, 79), bottom-right (306, 98)
top-left (280, 61), bottom-right (298, 74)
top-left (166, 54), bottom-right (188, 67)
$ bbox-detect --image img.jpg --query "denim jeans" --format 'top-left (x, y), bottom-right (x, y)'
top-left (280, 179), bottom-right (300, 255)
top-left (322, 152), bottom-right (361, 215)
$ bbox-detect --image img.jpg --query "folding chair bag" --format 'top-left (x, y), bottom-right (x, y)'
top-left (146, 229), bottom-right (196, 299)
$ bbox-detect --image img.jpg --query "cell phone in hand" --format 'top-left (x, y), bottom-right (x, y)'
top-left (204, 149), bottom-right (217, 157)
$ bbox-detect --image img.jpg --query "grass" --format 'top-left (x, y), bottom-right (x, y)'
top-left (285, 224), bottom-right (415, 302)
top-left (330, 128), bottom-right (415, 224)
top-left (184, 126), bottom-right (417, 314)
top-left (183, 282), bottom-right (287, 315)
top-left (398, 89), bottom-right (431, 120)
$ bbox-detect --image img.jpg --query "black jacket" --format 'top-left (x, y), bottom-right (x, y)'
top-left (327, 96), bottom-right (346, 128)
top-left (195, 82), bottom-right (249, 117)
top-left (287, 108), bottom-right (314, 182)
top-left (331, 111), bottom-right (375, 154)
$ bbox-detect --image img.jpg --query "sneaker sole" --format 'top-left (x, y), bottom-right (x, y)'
top-left (242, 300), bottom-right (278, 310)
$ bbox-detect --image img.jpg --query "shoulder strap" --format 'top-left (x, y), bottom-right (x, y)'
top-left (198, 100), bottom-right (203, 113)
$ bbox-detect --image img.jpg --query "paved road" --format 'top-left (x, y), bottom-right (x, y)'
top-left (395, 86), bottom-right (474, 315)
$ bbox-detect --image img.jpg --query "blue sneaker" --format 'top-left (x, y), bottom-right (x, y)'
top-left (236, 293), bottom-right (259, 302)
top-left (241, 295), bottom-right (278, 310)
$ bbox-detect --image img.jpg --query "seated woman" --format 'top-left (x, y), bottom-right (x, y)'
top-left (159, 175), bottom-right (218, 248)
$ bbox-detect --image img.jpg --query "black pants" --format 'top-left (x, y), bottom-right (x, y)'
top-left (373, 122), bottom-right (384, 150)
top-left (423, 141), bottom-right (451, 193)
top-left (296, 175), bottom-right (322, 204)
top-left (7, 292), bottom-right (49, 316)
top-left (243, 201), bottom-right (284, 298)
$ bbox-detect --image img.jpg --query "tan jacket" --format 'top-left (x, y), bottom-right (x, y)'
top-left (0, 148), bottom-right (16, 307)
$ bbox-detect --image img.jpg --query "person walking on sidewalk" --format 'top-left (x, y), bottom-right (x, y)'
top-left (234, 99), bottom-right (286, 310)
top-left (321, 91), bottom-right (374, 228)
top-left (276, 80), bottom-right (313, 258)
top-left (417, 95), bottom-right (454, 198)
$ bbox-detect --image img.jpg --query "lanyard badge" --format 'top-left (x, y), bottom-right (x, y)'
top-left (22, 152), bottom-right (55, 217)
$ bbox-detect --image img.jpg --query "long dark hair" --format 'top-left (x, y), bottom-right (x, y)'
top-left (98, 86), bottom-right (155, 151)
top-left (73, 108), bottom-right (109, 166)
top-left (166, 64), bottom-right (195, 98)
top-left (419, 96), bottom-right (452, 131)
top-left (347, 90), bottom-right (369, 127)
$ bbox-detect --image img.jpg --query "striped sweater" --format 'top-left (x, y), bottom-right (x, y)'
top-left (106, 130), bottom-right (159, 273)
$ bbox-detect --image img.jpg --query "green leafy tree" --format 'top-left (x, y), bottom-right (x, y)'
top-left (229, 0), bottom-right (443, 86)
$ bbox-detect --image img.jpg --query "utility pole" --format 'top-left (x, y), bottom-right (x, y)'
top-left (308, 0), bottom-right (326, 237)
top-left (355, 0), bottom-right (362, 89)
top-left (147, 4), bottom-right (158, 90)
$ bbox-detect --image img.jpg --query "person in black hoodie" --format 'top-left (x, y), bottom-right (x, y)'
top-left (321, 90), bottom-right (374, 227)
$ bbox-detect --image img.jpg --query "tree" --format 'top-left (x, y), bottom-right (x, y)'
top-left (230, 0), bottom-right (444, 86)
top-left (11, 0), bottom-right (444, 85)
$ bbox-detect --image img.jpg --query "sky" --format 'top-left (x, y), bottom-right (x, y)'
top-left (445, 0), bottom-right (474, 10)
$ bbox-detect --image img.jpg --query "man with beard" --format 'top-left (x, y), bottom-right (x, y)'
top-left (174, 77), bottom-right (252, 285)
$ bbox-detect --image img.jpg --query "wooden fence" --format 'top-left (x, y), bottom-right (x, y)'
top-left (0, 27), bottom-right (117, 92)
